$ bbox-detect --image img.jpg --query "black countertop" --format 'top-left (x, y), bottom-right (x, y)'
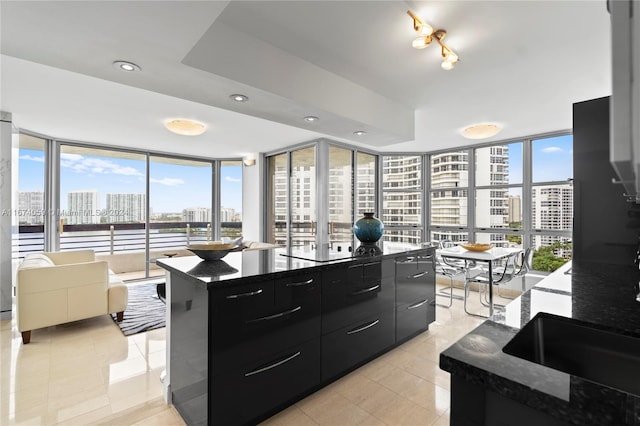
top-left (440, 260), bottom-right (640, 425)
top-left (156, 244), bottom-right (432, 290)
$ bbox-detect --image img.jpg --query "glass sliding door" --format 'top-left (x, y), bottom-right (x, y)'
top-left (149, 156), bottom-right (212, 277)
top-left (356, 152), bottom-right (376, 217)
top-left (383, 155), bottom-right (423, 245)
top-left (220, 160), bottom-right (242, 240)
top-left (267, 154), bottom-right (288, 245)
top-left (328, 146), bottom-right (352, 250)
top-left (15, 134), bottom-right (46, 259)
top-left (290, 147), bottom-right (316, 248)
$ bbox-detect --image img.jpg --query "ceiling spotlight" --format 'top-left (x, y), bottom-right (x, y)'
top-left (164, 119), bottom-right (207, 136)
top-left (230, 94), bottom-right (249, 102)
top-left (353, 130), bottom-right (367, 136)
top-left (407, 11), bottom-right (459, 71)
top-left (113, 60), bottom-right (141, 72)
top-left (304, 116), bottom-right (319, 122)
top-left (461, 124), bottom-right (502, 140)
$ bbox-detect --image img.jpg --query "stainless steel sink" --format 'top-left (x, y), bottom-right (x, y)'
top-left (503, 312), bottom-right (640, 395)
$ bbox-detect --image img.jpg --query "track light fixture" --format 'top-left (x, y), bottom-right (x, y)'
top-left (407, 10), bottom-right (459, 70)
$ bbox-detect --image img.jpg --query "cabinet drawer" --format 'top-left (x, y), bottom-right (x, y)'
top-left (396, 268), bottom-right (434, 306)
top-left (321, 309), bottom-right (395, 381)
top-left (211, 338), bottom-right (321, 426)
top-left (416, 250), bottom-right (435, 273)
top-left (396, 297), bottom-right (435, 343)
top-left (211, 275), bottom-right (321, 371)
top-left (322, 263), bottom-right (394, 334)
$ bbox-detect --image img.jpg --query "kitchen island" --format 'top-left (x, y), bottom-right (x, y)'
top-left (440, 260), bottom-right (640, 425)
top-left (157, 245), bottom-right (436, 426)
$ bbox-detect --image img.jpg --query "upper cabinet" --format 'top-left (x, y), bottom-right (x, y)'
top-left (610, 0), bottom-right (639, 201)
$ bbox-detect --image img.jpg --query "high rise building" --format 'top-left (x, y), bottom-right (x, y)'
top-left (105, 193), bottom-right (146, 222)
top-left (532, 184), bottom-right (573, 257)
top-left (182, 207), bottom-right (211, 222)
top-left (220, 207), bottom-right (237, 222)
top-left (508, 195), bottom-right (522, 224)
top-left (66, 190), bottom-right (99, 225)
top-left (382, 155), bottom-right (422, 245)
top-left (18, 191), bottom-right (44, 225)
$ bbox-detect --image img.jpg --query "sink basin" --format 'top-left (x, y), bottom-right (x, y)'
top-left (503, 312), bottom-right (640, 395)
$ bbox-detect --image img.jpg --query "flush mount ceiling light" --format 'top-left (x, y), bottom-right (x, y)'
top-left (164, 119), bottom-right (207, 136)
top-left (230, 94), bottom-right (249, 102)
top-left (304, 116), bottom-right (319, 122)
top-left (113, 60), bottom-right (141, 72)
top-left (407, 10), bottom-right (459, 70)
top-left (461, 123), bottom-right (502, 140)
top-left (353, 130), bottom-right (367, 136)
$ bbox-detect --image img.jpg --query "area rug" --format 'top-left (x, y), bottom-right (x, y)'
top-left (110, 282), bottom-right (166, 336)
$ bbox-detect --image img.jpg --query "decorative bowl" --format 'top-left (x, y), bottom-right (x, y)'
top-left (187, 243), bottom-right (243, 260)
top-left (460, 243), bottom-right (492, 252)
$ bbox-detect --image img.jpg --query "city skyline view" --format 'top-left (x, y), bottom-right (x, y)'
top-left (17, 149), bottom-right (243, 215)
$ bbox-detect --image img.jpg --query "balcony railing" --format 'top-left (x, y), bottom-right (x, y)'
top-left (12, 221), bottom-right (242, 259)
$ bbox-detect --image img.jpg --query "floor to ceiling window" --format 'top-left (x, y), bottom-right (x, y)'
top-left (474, 142), bottom-right (523, 249)
top-left (220, 160), bottom-right (243, 240)
top-left (266, 141), bottom-right (378, 252)
top-left (59, 145), bottom-right (147, 253)
top-left (382, 155), bottom-right (422, 245)
top-left (531, 134), bottom-right (573, 271)
top-left (328, 146), bottom-right (353, 249)
top-left (15, 134), bottom-right (46, 258)
top-left (429, 151), bottom-right (469, 243)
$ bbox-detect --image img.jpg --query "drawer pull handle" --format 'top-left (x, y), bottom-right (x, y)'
top-left (398, 257), bottom-right (415, 263)
top-left (350, 284), bottom-right (381, 296)
top-left (244, 351), bottom-right (301, 377)
top-left (246, 305), bottom-right (302, 323)
top-left (410, 271), bottom-right (428, 279)
top-left (286, 278), bottom-right (314, 287)
top-left (226, 289), bottom-right (263, 299)
top-left (347, 319), bottom-right (380, 335)
top-left (407, 299), bottom-right (429, 310)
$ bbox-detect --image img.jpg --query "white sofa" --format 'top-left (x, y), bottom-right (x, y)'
top-left (16, 250), bottom-right (128, 344)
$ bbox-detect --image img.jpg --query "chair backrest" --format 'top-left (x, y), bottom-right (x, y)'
top-left (439, 239), bottom-right (455, 249)
top-left (513, 247), bottom-right (533, 276)
top-left (492, 252), bottom-right (519, 285)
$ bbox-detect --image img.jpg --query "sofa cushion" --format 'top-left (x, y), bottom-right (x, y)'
top-left (19, 254), bottom-right (55, 270)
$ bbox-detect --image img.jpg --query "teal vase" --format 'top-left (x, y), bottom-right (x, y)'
top-left (353, 212), bottom-right (384, 243)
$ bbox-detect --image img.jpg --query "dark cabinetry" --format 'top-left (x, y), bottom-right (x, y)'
top-left (395, 250), bottom-right (436, 342)
top-left (321, 259), bottom-right (395, 381)
top-left (209, 271), bottom-right (321, 424)
top-left (167, 248), bottom-right (435, 426)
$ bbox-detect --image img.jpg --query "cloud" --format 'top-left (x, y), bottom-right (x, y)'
top-left (59, 154), bottom-right (144, 176)
top-left (542, 147), bottom-right (562, 153)
top-left (150, 177), bottom-right (185, 187)
top-left (19, 154), bottom-right (44, 162)
top-left (225, 176), bottom-right (241, 183)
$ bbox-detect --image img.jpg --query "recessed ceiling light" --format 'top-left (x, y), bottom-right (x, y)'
top-left (461, 123), bottom-right (502, 140)
top-left (113, 60), bottom-right (141, 72)
top-left (164, 119), bottom-right (206, 136)
top-left (353, 130), bottom-right (367, 136)
top-left (304, 116), bottom-right (319, 122)
top-left (230, 94), bottom-right (249, 102)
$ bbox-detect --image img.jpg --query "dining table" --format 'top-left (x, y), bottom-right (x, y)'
top-left (437, 246), bottom-right (523, 317)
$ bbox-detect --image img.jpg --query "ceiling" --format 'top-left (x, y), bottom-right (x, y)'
top-left (0, 1), bottom-right (611, 159)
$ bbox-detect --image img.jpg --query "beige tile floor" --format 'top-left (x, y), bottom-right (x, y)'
top-left (0, 283), bottom-right (503, 425)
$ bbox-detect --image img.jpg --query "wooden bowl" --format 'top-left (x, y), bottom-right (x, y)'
top-left (460, 243), bottom-right (492, 252)
top-left (187, 243), bottom-right (243, 260)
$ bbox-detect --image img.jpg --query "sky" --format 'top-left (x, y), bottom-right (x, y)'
top-left (18, 149), bottom-right (243, 213)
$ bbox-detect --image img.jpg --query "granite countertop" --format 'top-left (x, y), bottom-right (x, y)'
top-left (440, 260), bottom-right (640, 425)
top-left (156, 243), bottom-right (432, 289)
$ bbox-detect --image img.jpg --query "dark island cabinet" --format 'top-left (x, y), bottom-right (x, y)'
top-left (321, 258), bottom-right (396, 380)
top-left (163, 247), bottom-right (435, 426)
top-left (395, 250), bottom-right (436, 343)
